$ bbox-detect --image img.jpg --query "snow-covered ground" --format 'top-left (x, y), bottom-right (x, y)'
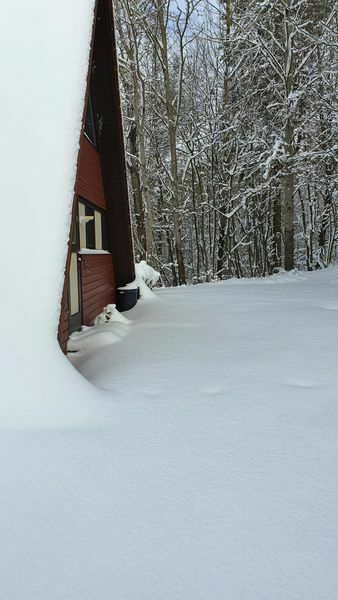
top-left (1, 268), bottom-right (338, 599)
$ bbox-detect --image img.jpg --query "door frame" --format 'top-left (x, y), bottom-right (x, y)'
top-left (68, 204), bottom-right (83, 333)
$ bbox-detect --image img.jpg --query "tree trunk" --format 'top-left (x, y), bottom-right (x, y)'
top-left (156, 0), bottom-right (186, 284)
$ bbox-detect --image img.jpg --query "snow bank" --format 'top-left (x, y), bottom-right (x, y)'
top-left (67, 304), bottom-right (132, 362)
top-left (0, 0), bottom-right (106, 428)
top-left (1, 268), bottom-right (336, 599)
top-left (67, 322), bottom-right (131, 363)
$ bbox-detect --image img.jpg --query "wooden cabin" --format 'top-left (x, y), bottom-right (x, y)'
top-left (58, 0), bottom-right (135, 352)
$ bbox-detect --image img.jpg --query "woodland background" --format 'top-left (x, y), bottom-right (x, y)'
top-left (114, 0), bottom-right (337, 285)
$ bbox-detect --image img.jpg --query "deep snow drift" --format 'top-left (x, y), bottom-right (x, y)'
top-left (0, 0), bottom-right (103, 429)
top-left (1, 268), bottom-right (338, 600)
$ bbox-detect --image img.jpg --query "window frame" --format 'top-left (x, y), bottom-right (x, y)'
top-left (77, 198), bottom-right (110, 252)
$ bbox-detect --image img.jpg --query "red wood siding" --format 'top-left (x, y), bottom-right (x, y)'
top-left (58, 286), bottom-right (69, 353)
top-left (77, 134), bottom-right (106, 209)
top-left (81, 253), bottom-right (115, 325)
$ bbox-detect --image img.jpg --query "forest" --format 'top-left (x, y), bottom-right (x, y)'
top-left (114, 0), bottom-right (337, 285)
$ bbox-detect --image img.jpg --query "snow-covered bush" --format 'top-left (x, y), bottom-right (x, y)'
top-left (135, 261), bottom-right (160, 299)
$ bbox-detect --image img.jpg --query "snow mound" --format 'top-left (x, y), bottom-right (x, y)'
top-left (135, 261), bottom-right (160, 299)
top-left (67, 323), bottom-right (128, 356)
top-left (67, 304), bottom-right (132, 358)
top-left (94, 303), bottom-right (132, 325)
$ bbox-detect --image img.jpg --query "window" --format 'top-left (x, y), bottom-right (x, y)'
top-left (78, 200), bottom-right (110, 251)
top-left (84, 95), bottom-right (97, 147)
top-left (84, 205), bottom-right (95, 249)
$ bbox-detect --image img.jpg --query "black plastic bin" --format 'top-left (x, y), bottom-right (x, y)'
top-left (116, 287), bottom-right (138, 312)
